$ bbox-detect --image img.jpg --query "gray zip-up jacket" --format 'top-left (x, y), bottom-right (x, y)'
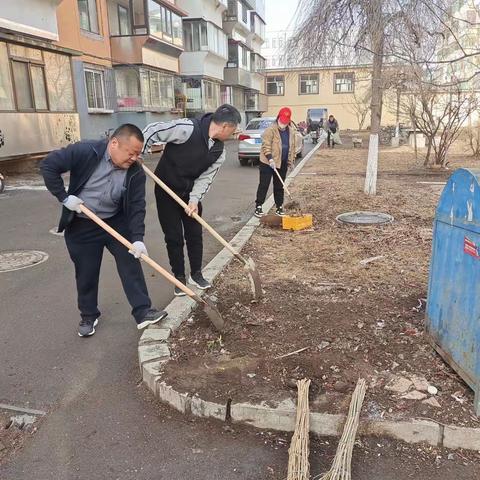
top-left (142, 118), bottom-right (226, 204)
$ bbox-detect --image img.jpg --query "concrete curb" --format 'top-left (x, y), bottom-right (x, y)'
top-left (138, 140), bottom-right (480, 451)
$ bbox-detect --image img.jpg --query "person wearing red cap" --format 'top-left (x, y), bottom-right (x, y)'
top-left (254, 107), bottom-right (297, 217)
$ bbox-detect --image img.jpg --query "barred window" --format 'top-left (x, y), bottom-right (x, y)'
top-left (334, 72), bottom-right (354, 93)
top-left (299, 74), bottom-right (319, 94)
top-left (266, 75), bottom-right (284, 95)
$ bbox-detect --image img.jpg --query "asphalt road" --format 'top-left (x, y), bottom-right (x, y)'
top-left (1, 139), bottom-right (479, 480)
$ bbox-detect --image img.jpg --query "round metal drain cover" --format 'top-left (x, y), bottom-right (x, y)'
top-left (0, 250), bottom-right (49, 273)
top-left (336, 211), bottom-right (394, 225)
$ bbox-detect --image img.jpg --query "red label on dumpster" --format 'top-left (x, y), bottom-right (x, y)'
top-left (464, 237), bottom-right (480, 258)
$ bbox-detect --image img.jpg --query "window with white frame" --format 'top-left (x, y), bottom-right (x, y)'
top-left (250, 53), bottom-right (265, 73)
top-left (78, 0), bottom-right (99, 34)
top-left (115, 67), bottom-right (141, 109)
top-left (140, 69), bottom-right (174, 109)
top-left (85, 69), bottom-right (106, 110)
top-left (266, 75), bottom-right (284, 95)
top-left (333, 72), bottom-right (354, 93)
top-left (183, 20), bottom-right (227, 58)
top-left (227, 42), bottom-right (251, 70)
top-left (148, 0), bottom-right (183, 46)
top-left (299, 73), bottom-right (319, 94)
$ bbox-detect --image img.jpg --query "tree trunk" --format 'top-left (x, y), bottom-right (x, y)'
top-left (364, 2), bottom-right (384, 196)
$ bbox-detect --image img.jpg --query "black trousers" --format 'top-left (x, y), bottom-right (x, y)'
top-left (64, 213), bottom-right (151, 323)
top-left (155, 187), bottom-right (203, 277)
top-left (327, 130), bottom-right (335, 147)
top-left (255, 162), bottom-right (288, 208)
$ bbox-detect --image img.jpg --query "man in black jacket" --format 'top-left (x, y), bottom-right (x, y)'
top-left (142, 105), bottom-right (241, 296)
top-left (41, 124), bottom-right (166, 337)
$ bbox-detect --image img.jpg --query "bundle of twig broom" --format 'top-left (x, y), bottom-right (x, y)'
top-left (317, 378), bottom-right (367, 480)
top-left (287, 378), bottom-right (311, 480)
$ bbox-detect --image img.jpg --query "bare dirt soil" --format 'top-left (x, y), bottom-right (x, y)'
top-left (164, 142), bottom-right (480, 428)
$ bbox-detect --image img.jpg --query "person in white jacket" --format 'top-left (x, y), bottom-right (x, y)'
top-left (142, 105), bottom-right (241, 296)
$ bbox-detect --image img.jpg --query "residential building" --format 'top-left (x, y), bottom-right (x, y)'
top-left (439, 0), bottom-right (480, 90)
top-left (437, 0), bottom-right (480, 125)
top-left (264, 66), bottom-right (397, 130)
top-left (0, 0), bottom-right (80, 162)
top-left (55, 0), bottom-right (187, 140)
top-left (176, 0), bottom-right (228, 116)
top-left (262, 29), bottom-right (292, 69)
top-left (222, 0), bottom-right (267, 125)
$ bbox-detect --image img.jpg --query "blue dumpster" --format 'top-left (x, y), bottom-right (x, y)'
top-left (427, 168), bottom-right (480, 415)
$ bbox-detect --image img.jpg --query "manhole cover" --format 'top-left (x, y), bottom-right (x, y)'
top-left (0, 250), bottom-right (49, 273)
top-left (336, 211), bottom-right (394, 225)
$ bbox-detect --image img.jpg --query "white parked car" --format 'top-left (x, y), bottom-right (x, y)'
top-left (238, 117), bottom-right (304, 166)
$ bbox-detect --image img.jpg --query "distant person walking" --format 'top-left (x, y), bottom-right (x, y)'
top-left (254, 107), bottom-right (297, 217)
top-left (326, 115), bottom-right (339, 148)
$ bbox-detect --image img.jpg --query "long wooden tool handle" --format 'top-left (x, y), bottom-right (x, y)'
top-left (78, 204), bottom-right (199, 298)
top-left (273, 167), bottom-right (292, 197)
top-left (141, 163), bottom-right (242, 260)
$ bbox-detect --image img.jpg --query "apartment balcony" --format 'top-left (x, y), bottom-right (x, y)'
top-left (210, 0), bottom-right (228, 13)
top-left (179, 51), bottom-right (226, 81)
top-left (223, 1), bottom-right (254, 39)
top-left (181, 78), bottom-right (221, 113)
top-left (108, 0), bottom-right (186, 72)
top-left (224, 66), bottom-right (254, 89)
top-left (250, 12), bottom-right (265, 42)
top-left (245, 91), bottom-right (267, 112)
top-left (179, 19), bottom-right (228, 80)
top-left (111, 36), bottom-right (181, 73)
top-left (115, 66), bottom-right (177, 113)
top-left (0, 0), bottom-right (63, 41)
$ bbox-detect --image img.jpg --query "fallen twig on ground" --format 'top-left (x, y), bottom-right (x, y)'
top-left (275, 347), bottom-right (310, 360)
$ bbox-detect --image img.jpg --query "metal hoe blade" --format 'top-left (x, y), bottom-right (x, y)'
top-left (194, 294), bottom-right (224, 331)
top-left (242, 256), bottom-right (263, 300)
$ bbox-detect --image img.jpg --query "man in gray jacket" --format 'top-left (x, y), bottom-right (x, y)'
top-left (143, 104), bottom-right (241, 296)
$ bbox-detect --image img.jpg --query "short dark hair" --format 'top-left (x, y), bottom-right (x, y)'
top-left (111, 124), bottom-right (144, 142)
top-left (211, 104), bottom-right (242, 126)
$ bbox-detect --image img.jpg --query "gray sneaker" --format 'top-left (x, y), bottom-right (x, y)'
top-left (78, 317), bottom-right (99, 337)
top-left (137, 308), bottom-right (168, 330)
top-left (174, 275), bottom-right (187, 297)
top-left (188, 271), bottom-right (212, 290)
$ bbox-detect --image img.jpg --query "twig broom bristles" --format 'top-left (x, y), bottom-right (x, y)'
top-left (316, 379), bottom-right (367, 480)
top-left (287, 378), bottom-right (311, 480)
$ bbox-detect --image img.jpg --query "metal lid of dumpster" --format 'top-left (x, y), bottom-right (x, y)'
top-left (435, 168), bottom-right (480, 234)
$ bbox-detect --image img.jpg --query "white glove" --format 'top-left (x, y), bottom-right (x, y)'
top-left (63, 195), bottom-right (84, 213)
top-left (268, 159), bottom-right (276, 170)
top-left (129, 241), bottom-right (148, 259)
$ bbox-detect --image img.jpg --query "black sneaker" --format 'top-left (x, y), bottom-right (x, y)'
top-left (188, 271), bottom-right (212, 290)
top-left (276, 206), bottom-right (286, 216)
top-left (254, 205), bottom-right (264, 217)
top-left (137, 308), bottom-right (168, 330)
top-left (78, 317), bottom-right (98, 337)
top-left (174, 275), bottom-right (187, 297)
